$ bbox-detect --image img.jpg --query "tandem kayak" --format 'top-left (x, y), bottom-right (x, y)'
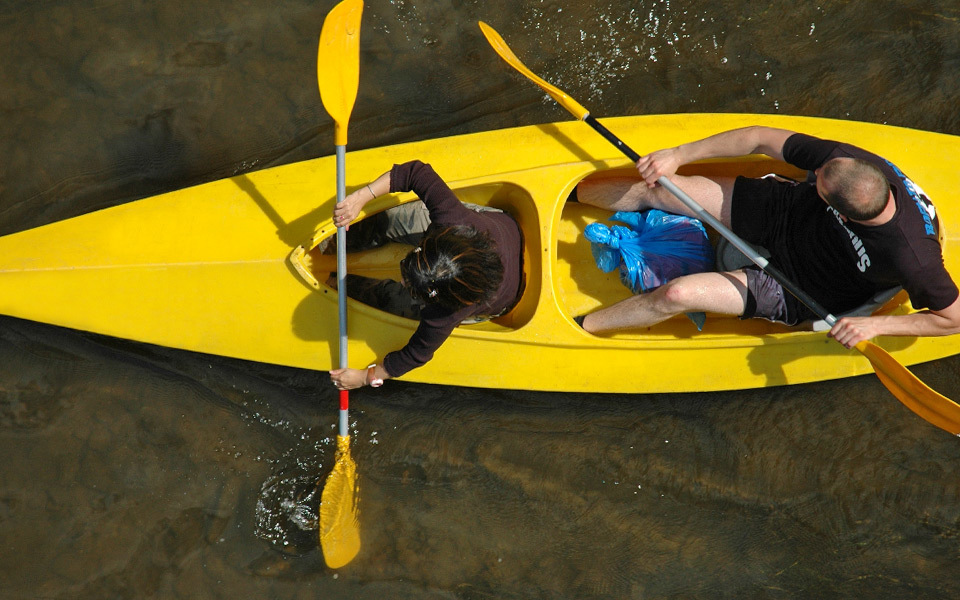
top-left (1, 113), bottom-right (958, 393)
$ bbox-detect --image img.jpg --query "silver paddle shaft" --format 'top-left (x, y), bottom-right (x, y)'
top-left (336, 145), bottom-right (350, 438)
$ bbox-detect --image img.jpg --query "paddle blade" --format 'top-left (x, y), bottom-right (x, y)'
top-left (319, 434), bottom-right (361, 568)
top-left (478, 21), bottom-right (590, 120)
top-left (857, 341), bottom-right (960, 435)
top-left (318, 0), bottom-right (363, 146)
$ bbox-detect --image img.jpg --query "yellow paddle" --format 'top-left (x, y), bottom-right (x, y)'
top-left (479, 21), bottom-right (960, 436)
top-left (318, 0), bottom-right (363, 569)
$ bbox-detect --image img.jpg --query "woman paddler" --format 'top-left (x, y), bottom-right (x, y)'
top-left (328, 160), bottom-right (524, 389)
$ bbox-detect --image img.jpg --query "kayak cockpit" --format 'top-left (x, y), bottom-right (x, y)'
top-left (558, 162), bottom-right (914, 342)
top-left (289, 180), bottom-right (542, 331)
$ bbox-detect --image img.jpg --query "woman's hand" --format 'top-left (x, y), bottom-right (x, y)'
top-left (332, 170), bottom-right (389, 229)
top-left (330, 367), bottom-right (368, 390)
top-left (333, 187), bottom-right (373, 230)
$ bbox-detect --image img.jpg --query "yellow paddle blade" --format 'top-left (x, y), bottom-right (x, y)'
top-left (318, 0), bottom-right (363, 146)
top-left (319, 435), bottom-right (361, 568)
top-left (478, 21), bottom-right (590, 120)
top-left (857, 341), bottom-right (960, 435)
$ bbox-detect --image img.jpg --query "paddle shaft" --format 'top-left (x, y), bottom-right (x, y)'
top-left (584, 115), bottom-right (837, 325)
top-left (335, 144), bottom-right (351, 437)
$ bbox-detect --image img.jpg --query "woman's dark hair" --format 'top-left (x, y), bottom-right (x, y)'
top-left (399, 225), bottom-right (504, 310)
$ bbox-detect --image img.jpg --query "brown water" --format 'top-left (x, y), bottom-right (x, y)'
top-left (2, 1), bottom-right (960, 598)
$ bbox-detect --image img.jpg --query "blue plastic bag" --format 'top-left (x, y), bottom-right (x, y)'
top-left (584, 209), bottom-right (715, 329)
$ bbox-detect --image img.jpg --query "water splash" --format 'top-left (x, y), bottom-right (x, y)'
top-left (255, 468), bottom-right (322, 554)
top-left (516, 0), bottom-right (724, 105)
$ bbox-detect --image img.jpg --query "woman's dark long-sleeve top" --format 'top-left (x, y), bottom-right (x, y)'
top-left (381, 161), bottom-right (524, 378)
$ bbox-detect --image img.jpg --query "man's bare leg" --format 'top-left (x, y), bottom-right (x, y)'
top-left (576, 174), bottom-right (737, 228)
top-left (581, 270), bottom-right (749, 333)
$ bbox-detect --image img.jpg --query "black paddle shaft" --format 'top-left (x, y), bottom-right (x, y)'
top-left (582, 114), bottom-right (836, 324)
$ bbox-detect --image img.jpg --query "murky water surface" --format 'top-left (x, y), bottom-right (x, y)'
top-left (2, 1), bottom-right (960, 598)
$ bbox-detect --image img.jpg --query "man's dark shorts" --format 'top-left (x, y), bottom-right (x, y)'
top-left (742, 267), bottom-right (792, 324)
top-left (730, 175), bottom-right (803, 326)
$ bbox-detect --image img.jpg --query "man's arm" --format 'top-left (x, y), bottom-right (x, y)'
top-left (828, 295), bottom-right (960, 349)
top-left (636, 126), bottom-right (796, 186)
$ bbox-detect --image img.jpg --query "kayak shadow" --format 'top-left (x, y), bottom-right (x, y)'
top-left (532, 121), bottom-right (613, 163)
top-left (289, 285), bottom-right (410, 367)
top-left (556, 202), bottom-right (635, 318)
top-left (233, 174), bottom-right (334, 249)
top-left (744, 333), bottom-right (919, 387)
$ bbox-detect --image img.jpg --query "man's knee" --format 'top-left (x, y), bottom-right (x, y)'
top-left (657, 271), bottom-right (748, 316)
top-left (656, 279), bottom-right (699, 312)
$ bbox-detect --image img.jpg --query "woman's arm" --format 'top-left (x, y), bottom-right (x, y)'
top-left (389, 160), bottom-right (470, 225)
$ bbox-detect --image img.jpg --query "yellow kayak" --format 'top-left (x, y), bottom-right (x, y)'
top-left (1, 113), bottom-right (958, 393)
